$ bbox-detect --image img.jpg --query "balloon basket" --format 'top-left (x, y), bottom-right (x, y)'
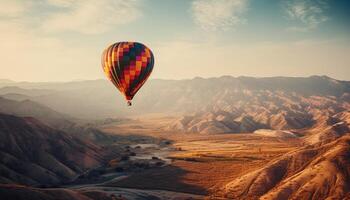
top-left (127, 101), bottom-right (132, 106)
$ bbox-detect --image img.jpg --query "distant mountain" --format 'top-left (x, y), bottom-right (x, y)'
top-left (224, 135), bottom-right (350, 199)
top-left (0, 113), bottom-right (109, 186)
top-left (166, 90), bottom-right (348, 134)
top-left (0, 86), bottom-right (54, 96)
top-left (0, 93), bottom-right (31, 101)
top-left (304, 110), bottom-right (350, 144)
top-left (0, 97), bottom-right (73, 128)
top-left (0, 79), bottom-right (14, 84)
top-left (0, 76), bottom-right (348, 120)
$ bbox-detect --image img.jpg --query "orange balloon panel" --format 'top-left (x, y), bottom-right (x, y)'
top-left (102, 42), bottom-right (154, 102)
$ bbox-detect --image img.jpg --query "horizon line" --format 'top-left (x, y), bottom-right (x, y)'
top-left (0, 74), bottom-right (349, 83)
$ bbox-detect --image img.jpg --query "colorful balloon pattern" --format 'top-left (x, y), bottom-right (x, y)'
top-left (102, 42), bottom-right (154, 105)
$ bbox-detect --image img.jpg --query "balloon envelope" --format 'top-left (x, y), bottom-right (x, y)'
top-left (102, 42), bottom-right (154, 104)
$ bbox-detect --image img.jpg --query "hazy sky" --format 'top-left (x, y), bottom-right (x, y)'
top-left (1, 0), bottom-right (349, 82)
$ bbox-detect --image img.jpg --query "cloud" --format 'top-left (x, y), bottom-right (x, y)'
top-left (0, 0), bottom-right (27, 18)
top-left (285, 0), bottom-right (329, 32)
top-left (42, 0), bottom-right (143, 34)
top-left (191, 0), bottom-right (248, 31)
top-left (46, 0), bottom-right (76, 7)
top-left (0, 0), bottom-right (143, 34)
top-left (0, 0), bottom-right (145, 81)
top-left (0, 20), bottom-right (104, 82)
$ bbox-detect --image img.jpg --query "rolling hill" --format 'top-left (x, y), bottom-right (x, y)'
top-left (0, 113), bottom-right (110, 186)
top-left (224, 135), bottom-right (350, 199)
top-left (0, 97), bottom-right (73, 128)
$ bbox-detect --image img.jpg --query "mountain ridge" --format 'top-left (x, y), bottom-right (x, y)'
top-left (0, 75), bottom-right (349, 119)
top-left (0, 113), bottom-right (111, 186)
top-left (224, 134), bottom-right (350, 199)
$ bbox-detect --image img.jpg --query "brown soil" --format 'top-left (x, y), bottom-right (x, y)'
top-left (105, 133), bottom-right (300, 198)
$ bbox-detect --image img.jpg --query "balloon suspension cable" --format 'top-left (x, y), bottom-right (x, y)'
top-left (127, 100), bottom-right (132, 106)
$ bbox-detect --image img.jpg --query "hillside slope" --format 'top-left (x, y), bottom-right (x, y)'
top-left (0, 184), bottom-right (114, 200)
top-left (224, 135), bottom-right (350, 200)
top-left (0, 97), bottom-right (73, 128)
top-left (167, 91), bottom-right (348, 134)
top-left (0, 113), bottom-right (108, 186)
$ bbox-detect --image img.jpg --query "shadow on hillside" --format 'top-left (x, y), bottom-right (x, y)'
top-left (103, 164), bottom-right (208, 195)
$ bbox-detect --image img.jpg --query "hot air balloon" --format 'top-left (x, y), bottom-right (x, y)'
top-left (102, 42), bottom-right (154, 106)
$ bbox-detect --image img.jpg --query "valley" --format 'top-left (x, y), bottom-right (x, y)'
top-left (0, 76), bottom-right (349, 199)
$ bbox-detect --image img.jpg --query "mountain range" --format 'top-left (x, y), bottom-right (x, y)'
top-left (0, 76), bottom-right (349, 119)
top-left (0, 75), bottom-right (349, 199)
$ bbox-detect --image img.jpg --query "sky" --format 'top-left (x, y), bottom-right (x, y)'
top-left (0, 0), bottom-right (349, 82)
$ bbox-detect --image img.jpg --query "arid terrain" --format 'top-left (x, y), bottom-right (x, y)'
top-left (0, 76), bottom-right (349, 199)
